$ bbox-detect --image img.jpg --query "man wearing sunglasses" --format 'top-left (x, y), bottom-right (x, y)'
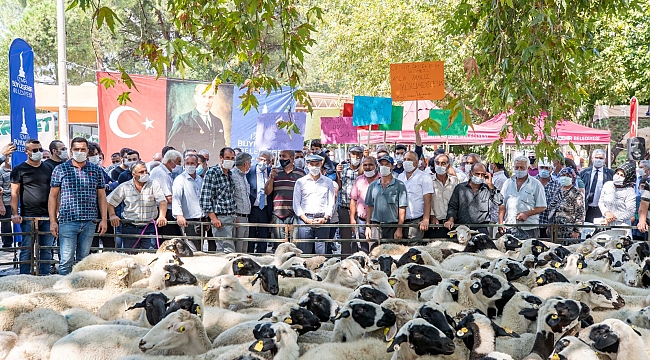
top-left (444, 162), bottom-right (503, 236)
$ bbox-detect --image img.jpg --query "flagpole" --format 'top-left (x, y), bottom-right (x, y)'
top-left (57, 0), bottom-right (69, 145)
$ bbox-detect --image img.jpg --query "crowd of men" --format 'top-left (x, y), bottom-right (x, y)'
top-left (1, 136), bottom-right (650, 276)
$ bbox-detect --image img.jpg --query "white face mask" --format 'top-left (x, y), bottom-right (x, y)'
top-left (294, 158), bottom-right (305, 169)
top-left (435, 165), bottom-right (447, 175)
top-left (88, 155), bottom-right (100, 165)
top-left (639, 168), bottom-right (646, 177)
top-left (350, 158), bottom-right (361, 167)
top-left (593, 158), bottom-right (605, 168)
top-left (59, 150), bottom-right (69, 160)
top-left (185, 165), bottom-right (196, 175)
top-left (559, 176), bottom-right (572, 187)
top-left (403, 161), bottom-right (416, 173)
top-left (514, 170), bottom-right (528, 179)
top-left (125, 160), bottom-right (136, 168)
top-left (364, 169), bottom-right (376, 178)
top-left (613, 174), bottom-right (625, 185)
top-left (72, 151), bottom-right (87, 162)
top-left (222, 160), bottom-right (234, 170)
top-left (308, 166), bottom-right (321, 176)
top-left (471, 175), bottom-right (484, 185)
top-left (379, 165), bottom-right (392, 177)
top-left (30, 151), bottom-right (43, 162)
top-left (137, 174), bottom-right (149, 183)
top-left (394, 155), bottom-right (404, 164)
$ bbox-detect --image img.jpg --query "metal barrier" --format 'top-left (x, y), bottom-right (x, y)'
top-left (0, 217), bottom-right (642, 275)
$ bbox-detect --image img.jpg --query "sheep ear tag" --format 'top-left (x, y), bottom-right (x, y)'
top-left (202, 284), bottom-right (209, 291)
top-left (284, 317), bottom-right (293, 324)
top-left (164, 273), bottom-right (171, 280)
top-left (577, 263), bottom-right (583, 269)
top-left (237, 262), bottom-right (244, 268)
top-left (554, 262), bottom-right (560, 268)
top-left (254, 340), bottom-right (264, 352)
top-left (386, 338), bottom-right (393, 349)
top-left (411, 255), bottom-right (417, 261)
top-left (617, 243), bottom-right (622, 249)
top-left (388, 279), bottom-right (396, 286)
top-left (536, 277), bottom-right (544, 284)
top-left (551, 354), bottom-right (560, 360)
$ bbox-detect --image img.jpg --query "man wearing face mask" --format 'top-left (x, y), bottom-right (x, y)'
top-left (392, 144), bottom-right (408, 175)
top-left (535, 158), bottom-right (562, 236)
top-left (499, 156), bottom-right (547, 238)
top-left (110, 148), bottom-right (132, 181)
top-left (365, 155), bottom-right (408, 241)
top-left (444, 162), bottom-right (502, 236)
top-left (200, 147), bottom-right (237, 253)
top-left (310, 140), bottom-right (337, 181)
top-left (350, 156), bottom-right (379, 253)
top-left (292, 154), bottom-right (335, 254)
top-left (264, 150), bottom-right (304, 253)
top-left (527, 151), bottom-right (538, 177)
top-left (231, 152), bottom-right (252, 253)
top-left (117, 150), bottom-right (141, 184)
top-left (429, 153), bottom-right (459, 239)
top-left (10, 139), bottom-right (54, 274)
top-left (579, 149), bottom-right (614, 223)
top-left (397, 151), bottom-right (433, 240)
top-left (107, 162), bottom-right (168, 250)
top-left (335, 146), bottom-right (363, 254)
top-left (45, 140), bottom-right (68, 170)
top-left (149, 150), bottom-right (183, 238)
top-left (48, 137), bottom-right (108, 275)
top-left (172, 154), bottom-right (205, 251)
top-left (247, 150), bottom-right (273, 253)
top-left (294, 150), bottom-right (305, 171)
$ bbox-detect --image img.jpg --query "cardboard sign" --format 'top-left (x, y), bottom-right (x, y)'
top-left (390, 61), bottom-right (444, 101)
top-left (254, 112), bottom-right (306, 150)
top-left (321, 116), bottom-right (357, 144)
top-left (352, 96), bottom-right (392, 126)
top-left (379, 105), bottom-right (405, 131)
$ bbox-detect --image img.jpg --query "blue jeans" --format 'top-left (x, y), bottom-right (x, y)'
top-left (58, 221), bottom-right (96, 275)
top-left (19, 219), bottom-right (54, 275)
top-left (121, 223), bottom-right (157, 250)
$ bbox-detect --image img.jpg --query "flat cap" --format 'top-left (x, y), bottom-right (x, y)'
top-left (305, 154), bottom-right (324, 162)
top-left (377, 155), bottom-right (394, 165)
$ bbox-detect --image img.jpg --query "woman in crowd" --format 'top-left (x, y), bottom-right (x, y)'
top-left (549, 167), bottom-right (585, 239)
top-left (599, 162), bottom-right (637, 228)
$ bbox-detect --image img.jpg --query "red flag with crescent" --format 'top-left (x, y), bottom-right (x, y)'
top-left (97, 72), bottom-right (167, 160)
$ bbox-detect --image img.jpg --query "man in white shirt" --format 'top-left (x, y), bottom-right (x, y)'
top-left (293, 154), bottom-right (335, 254)
top-left (397, 151), bottom-right (433, 240)
top-left (150, 149), bottom-right (183, 237)
top-left (499, 156), bottom-right (547, 238)
top-left (172, 154), bottom-right (204, 251)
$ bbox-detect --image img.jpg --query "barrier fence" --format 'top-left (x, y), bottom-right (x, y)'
top-left (0, 217), bottom-right (641, 275)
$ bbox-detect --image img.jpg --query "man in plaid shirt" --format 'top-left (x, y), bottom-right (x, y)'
top-left (48, 137), bottom-right (107, 275)
top-left (335, 146), bottom-right (363, 254)
top-left (200, 147), bottom-right (236, 253)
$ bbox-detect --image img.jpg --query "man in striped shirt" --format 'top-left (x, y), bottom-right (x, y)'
top-left (265, 149), bottom-right (305, 242)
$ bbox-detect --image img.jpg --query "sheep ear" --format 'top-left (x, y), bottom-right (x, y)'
top-left (445, 314), bottom-right (456, 328)
top-left (251, 274), bottom-right (260, 286)
top-left (518, 308), bottom-right (539, 321)
top-left (126, 300), bottom-right (146, 311)
top-left (386, 334), bottom-right (407, 353)
top-left (447, 230), bottom-right (457, 237)
top-left (258, 312), bottom-right (273, 321)
top-left (278, 270), bottom-right (288, 278)
top-left (492, 322), bottom-right (520, 338)
top-left (334, 310), bottom-right (350, 320)
top-left (147, 257), bottom-right (159, 266)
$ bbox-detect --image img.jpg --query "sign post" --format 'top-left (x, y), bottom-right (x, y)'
top-left (8, 38), bottom-right (37, 166)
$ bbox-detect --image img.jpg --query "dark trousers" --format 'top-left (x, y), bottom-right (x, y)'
top-left (585, 206), bottom-right (602, 223)
top-left (0, 210), bottom-right (13, 247)
top-left (159, 208), bottom-right (182, 238)
top-left (91, 222), bottom-right (116, 252)
top-left (121, 223), bottom-right (157, 251)
top-left (181, 218), bottom-right (203, 251)
top-left (248, 206), bottom-right (271, 253)
top-left (296, 216), bottom-right (330, 254)
top-left (338, 206), bottom-right (353, 255)
top-left (424, 220), bottom-right (450, 240)
top-left (371, 222), bottom-right (397, 240)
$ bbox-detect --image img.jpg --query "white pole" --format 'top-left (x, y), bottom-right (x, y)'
top-left (607, 143), bottom-right (611, 168)
top-left (57, 0), bottom-right (69, 145)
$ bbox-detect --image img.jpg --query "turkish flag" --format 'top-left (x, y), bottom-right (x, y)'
top-left (97, 72), bottom-right (167, 161)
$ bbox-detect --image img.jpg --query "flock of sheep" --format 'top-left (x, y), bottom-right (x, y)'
top-left (0, 227), bottom-right (649, 359)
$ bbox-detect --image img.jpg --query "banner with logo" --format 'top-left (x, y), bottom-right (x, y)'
top-left (8, 38), bottom-right (38, 165)
top-left (0, 113), bottom-right (56, 148)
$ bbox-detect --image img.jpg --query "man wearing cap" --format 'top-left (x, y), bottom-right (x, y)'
top-left (365, 155), bottom-right (408, 240)
top-left (397, 151), bottom-right (433, 240)
top-left (536, 158), bottom-right (562, 236)
top-left (293, 154), bottom-right (335, 253)
top-left (336, 146), bottom-right (363, 254)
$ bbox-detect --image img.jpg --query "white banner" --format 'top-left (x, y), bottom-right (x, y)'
top-left (0, 112), bottom-right (56, 148)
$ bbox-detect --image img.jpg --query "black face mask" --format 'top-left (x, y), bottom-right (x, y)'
top-left (529, 157), bottom-right (536, 164)
top-left (279, 159), bottom-right (291, 168)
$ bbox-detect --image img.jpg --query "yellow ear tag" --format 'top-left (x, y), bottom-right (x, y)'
top-left (631, 325), bottom-right (636, 329)
top-left (237, 262), bottom-right (244, 268)
top-left (254, 340), bottom-right (264, 351)
top-left (578, 263), bottom-right (583, 269)
top-left (536, 246), bottom-right (542, 251)
top-left (411, 255), bottom-right (417, 261)
top-left (117, 269), bottom-right (125, 276)
top-left (388, 279), bottom-right (396, 286)
top-left (178, 326), bottom-right (185, 333)
top-left (384, 327), bottom-right (390, 335)
top-left (449, 234), bottom-right (454, 238)
top-left (503, 326), bottom-right (512, 333)
top-left (554, 262), bottom-right (560, 268)
top-left (164, 273), bottom-right (171, 280)
top-left (617, 243), bottom-right (622, 249)
top-left (461, 327), bottom-right (468, 333)
top-left (203, 284), bottom-right (209, 291)
top-left (551, 314), bottom-right (558, 319)
top-left (195, 305), bottom-right (202, 315)
top-left (284, 317), bottom-right (293, 324)
top-left (551, 354), bottom-right (560, 360)
top-left (174, 259), bottom-right (181, 265)
top-left (537, 277), bottom-right (544, 284)
top-left (387, 338), bottom-right (393, 348)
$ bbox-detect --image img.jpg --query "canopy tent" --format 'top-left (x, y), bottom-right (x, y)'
top-left (358, 110), bottom-right (611, 145)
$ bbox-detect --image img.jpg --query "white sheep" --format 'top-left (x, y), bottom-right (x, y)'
top-left (4, 308), bottom-right (69, 360)
top-left (579, 318), bottom-right (649, 360)
top-left (202, 306), bottom-right (263, 341)
top-left (547, 336), bottom-right (599, 360)
top-left (531, 280), bottom-right (625, 310)
top-left (292, 281), bottom-right (354, 303)
top-left (202, 275), bottom-right (254, 308)
top-left (321, 259), bottom-right (365, 288)
top-left (0, 331), bottom-right (17, 360)
top-left (61, 307), bottom-right (107, 332)
top-left (626, 305), bottom-right (650, 329)
top-left (71, 251), bottom-right (129, 272)
top-left (298, 337), bottom-right (390, 360)
top-left (495, 291), bottom-right (542, 334)
top-left (0, 274), bottom-right (63, 294)
top-left (332, 299), bottom-right (396, 342)
top-left (52, 269), bottom-right (108, 291)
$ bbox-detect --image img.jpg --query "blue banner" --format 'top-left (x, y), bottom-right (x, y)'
top-left (9, 38), bottom-right (37, 165)
top-left (230, 87), bottom-right (295, 156)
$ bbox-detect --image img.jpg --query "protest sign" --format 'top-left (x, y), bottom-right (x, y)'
top-left (352, 96), bottom-right (392, 126)
top-left (255, 112), bottom-right (306, 150)
top-left (321, 116), bottom-right (357, 144)
top-left (390, 61), bottom-right (444, 101)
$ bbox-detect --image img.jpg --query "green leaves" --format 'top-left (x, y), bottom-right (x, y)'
top-left (95, 6), bottom-right (121, 33)
top-left (415, 117), bottom-right (441, 135)
top-left (276, 120), bottom-right (302, 139)
top-left (116, 92), bottom-right (131, 105)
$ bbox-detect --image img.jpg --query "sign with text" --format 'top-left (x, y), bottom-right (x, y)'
top-left (352, 96), bottom-right (392, 126)
top-left (321, 116), bottom-right (357, 144)
top-left (390, 61), bottom-right (444, 101)
top-left (255, 112), bottom-right (306, 151)
top-left (379, 105), bottom-right (405, 131)
top-left (8, 38), bottom-right (37, 166)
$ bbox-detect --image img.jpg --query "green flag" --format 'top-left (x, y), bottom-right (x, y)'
top-left (379, 106), bottom-right (404, 131)
top-left (427, 109), bottom-right (468, 136)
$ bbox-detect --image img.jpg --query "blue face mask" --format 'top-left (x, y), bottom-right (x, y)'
top-left (538, 169), bottom-right (551, 178)
top-left (257, 162), bottom-right (267, 171)
top-left (196, 165), bottom-right (205, 176)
